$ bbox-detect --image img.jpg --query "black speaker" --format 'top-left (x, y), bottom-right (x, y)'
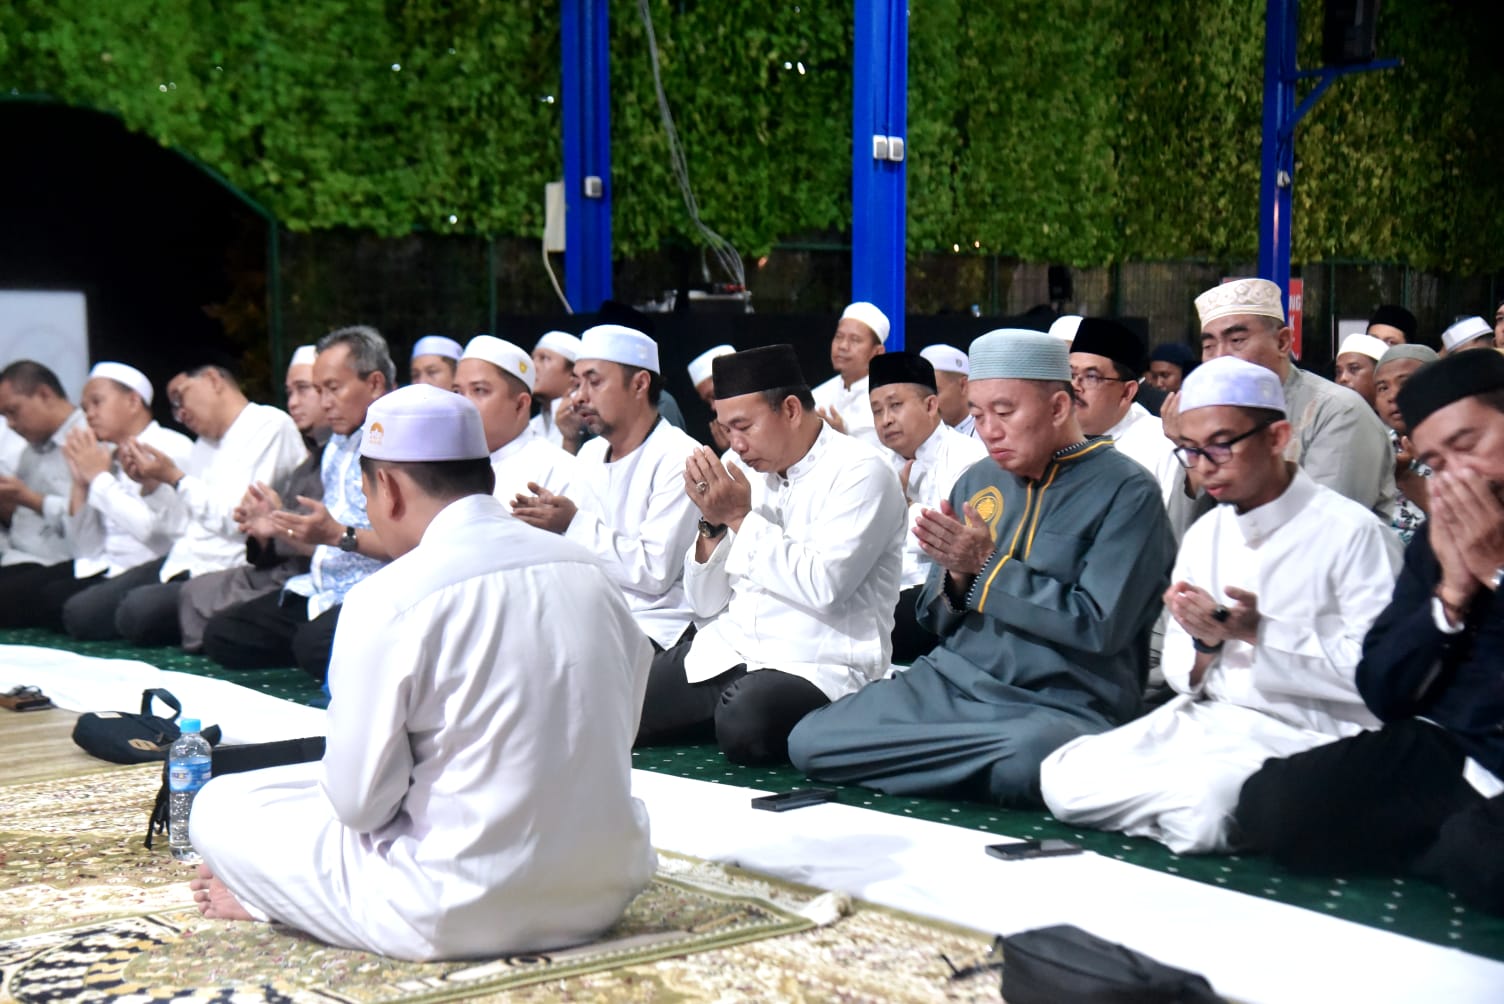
top-left (1048, 265), bottom-right (1073, 304)
top-left (1323, 0), bottom-right (1381, 66)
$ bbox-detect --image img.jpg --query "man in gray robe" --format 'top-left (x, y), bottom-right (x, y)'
top-left (788, 329), bottom-right (1177, 805)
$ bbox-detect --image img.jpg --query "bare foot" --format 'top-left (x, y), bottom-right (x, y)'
top-left (189, 863), bottom-right (255, 921)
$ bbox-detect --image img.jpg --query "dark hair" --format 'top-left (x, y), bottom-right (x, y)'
top-left (186, 363), bottom-right (241, 389)
top-left (1039, 379), bottom-right (1075, 400)
top-left (619, 363), bottom-right (663, 407)
top-left (758, 385), bottom-right (816, 412)
top-left (359, 456), bottom-right (495, 501)
top-left (0, 360), bottom-right (65, 398)
top-left (1110, 361), bottom-right (1138, 382)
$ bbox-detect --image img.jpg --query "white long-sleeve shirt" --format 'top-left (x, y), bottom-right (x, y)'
top-left (490, 426), bottom-right (597, 509)
top-left (1106, 403), bottom-right (1195, 541)
top-left (682, 422), bottom-right (907, 700)
top-left (812, 373), bottom-right (882, 451)
top-left (886, 421), bottom-right (987, 588)
top-left (69, 421), bottom-right (194, 578)
top-left (1041, 467), bottom-right (1400, 853)
top-left (564, 418), bottom-right (700, 648)
top-left (192, 493), bottom-right (654, 960)
top-left (157, 402), bottom-right (307, 581)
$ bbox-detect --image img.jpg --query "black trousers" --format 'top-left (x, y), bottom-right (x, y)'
top-left (890, 585), bottom-right (937, 665)
top-left (62, 558), bottom-right (187, 645)
top-left (0, 561), bottom-right (105, 631)
top-left (201, 590), bottom-right (341, 682)
top-left (636, 637), bottom-right (830, 766)
top-left (1235, 718), bottom-right (1504, 915)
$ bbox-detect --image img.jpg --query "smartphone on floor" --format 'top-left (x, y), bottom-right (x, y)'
top-left (985, 838), bottom-right (1082, 861)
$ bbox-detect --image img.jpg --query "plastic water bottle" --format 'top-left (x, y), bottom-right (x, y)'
top-left (167, 718), bottom-right (213, 862)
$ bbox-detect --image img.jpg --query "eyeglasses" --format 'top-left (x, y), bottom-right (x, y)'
top-left (1070, 370), bottom-right (1131, 390)
top-left (1172, 418), bottom-right (1277, 469)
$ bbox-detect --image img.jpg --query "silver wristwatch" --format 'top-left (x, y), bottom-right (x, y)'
top-left (337, 525), bottom-right (359, 552)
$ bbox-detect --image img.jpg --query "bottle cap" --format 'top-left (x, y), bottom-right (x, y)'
top-left (179, 717), bottom-right (201, 733)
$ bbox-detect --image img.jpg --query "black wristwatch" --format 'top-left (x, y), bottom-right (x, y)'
top-left (1191, 636), bottom-right (1224, 654)
top-left (337, 525), bottom-right (359, 552)
top-left (697, 518), bottom-right (728, 540)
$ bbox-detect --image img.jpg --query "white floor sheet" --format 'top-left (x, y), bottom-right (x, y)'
top-left (7, 644), bottom-right (1502, 1002)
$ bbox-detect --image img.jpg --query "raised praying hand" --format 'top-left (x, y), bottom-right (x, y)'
top-left (915, 499), bottom-right (994, 577)
top-left (511, 482), bottom-right (578, 534)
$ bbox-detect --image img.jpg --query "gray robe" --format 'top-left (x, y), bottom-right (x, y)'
top-left (788, 438), bottom-right (1177, 804)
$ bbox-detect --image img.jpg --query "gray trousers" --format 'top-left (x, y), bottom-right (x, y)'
top-left (62, 558), bottom-right (187, 646)
top-left (787, 661), bottom-right (1103, 806)
top-left (178, 564), bottom-right (296, 652)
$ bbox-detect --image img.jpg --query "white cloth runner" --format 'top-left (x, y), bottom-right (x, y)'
top-left (630, 770), bottom-right (1504, 1004)
top-left (0, 644), bottom-right (325, 743)
top-left (5, 643), bottom-right (1501, 1002)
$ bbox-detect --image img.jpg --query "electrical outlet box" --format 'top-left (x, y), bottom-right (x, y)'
top-left (872, 134), bottom-right (889, 160)
top-left (543, 181), bottom-right (566, 252)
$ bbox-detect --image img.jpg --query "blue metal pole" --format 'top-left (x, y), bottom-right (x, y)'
top-left (1258, 0), bottom-right (1297, 318)
top-left (852, 0), bottom-right (908, 349)
top-left (561, 0), bottom-right (613, 312)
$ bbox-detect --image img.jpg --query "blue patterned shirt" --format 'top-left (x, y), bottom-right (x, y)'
top-left (284, 430), bottom-right (384, 618)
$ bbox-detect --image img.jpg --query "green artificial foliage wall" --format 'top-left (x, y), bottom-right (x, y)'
top-left (2, 0), bottom-right (1500, 270)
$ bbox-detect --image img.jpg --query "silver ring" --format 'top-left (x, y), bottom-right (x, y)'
top-left (286, 529), bottom-right (295, 538)
top-left (695, 481), bottom-right (709, 494)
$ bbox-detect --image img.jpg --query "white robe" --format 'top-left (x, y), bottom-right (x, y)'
top-left (1040, 469), bottom-right (1400, 854)
top-left (489, 426), bottom-right (595, 509)
top-left (682, 423), bottom-right (907, 700)
top-left (886, 421), bottom-right (987, 588)
top-left (68, 421), bottom-right (194, 578)
top-left (157, 402), bottom-right (307, 581)
top-left (565, 418), bottom-right (701, 648)
top-left (1106, 403), bottom-right (1194, 541)
top-left (527, 397), bottom-right (569, 449)
top-left (191, 493), bottom-right (655, 961)
top-left (812, 373), bottom-right (882, 451)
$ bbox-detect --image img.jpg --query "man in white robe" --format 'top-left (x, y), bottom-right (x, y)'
top-left (408, 334), bottom-right (463, 389)
top-left (1040, 356), bottom-right (1400, 854)
top-left (919, 344), bottom-right (977, 439)
top-left (529, 330), bottom-right (583, 452)
top-left (868, 351), bottom-right (986, 663)
top-left (190, 385), bottom-right (655, 960)
top-left (455, 335), bottom-right (593, 505)
top-left (513, 324), bottom-right (701, 651)
top-left (636, 345), bottom-right (907, 764)
top-left (811, 301), bottom-right (887, 450)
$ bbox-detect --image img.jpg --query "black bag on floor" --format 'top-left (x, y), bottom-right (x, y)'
top-left (71, 688), bottom-right (222, 764)
top-left (1001, 924), bottom-right (1224, 1004)
top-left (145, 735), bottom-right (326, 849)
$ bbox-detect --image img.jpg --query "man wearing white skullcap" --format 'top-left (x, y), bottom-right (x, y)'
top-left (201, 326), bottom-right (396, 681)
top-left (513, 324), bottom-right (701, 651)
top-left (177, 347), bottom-right (333, 652)
top-left (790, 330), bottom-right (1177, 804)
top-left (1041, 355), bottom-right (1400, 854)
top-left (1441, 315), bottom-right (1495, 356)
top-left (409, 335), bottom-right (464, 389)
top-left (62, 358), bottom-right (307, 646)
top-left (190, 384), bottom-right (654, 960)
top-left (455, 335), bottom-right (595, 507)
top-left (687, 344), bottom-right (736, 452)
top-left (1334, 332), bottom-right (1389, 409)
top-left (529, 330), bottom-right (585, 451)
top-left (811, 301), bottom-right (887, 449)
top-left (0, 360), bottom-right (87, 571)
top-left (0, 362), bottom-right (192, 627)
top-left (919, 344), bottom-right (978, 438)
top-left (1179, 277), bottom-right (1395, 522)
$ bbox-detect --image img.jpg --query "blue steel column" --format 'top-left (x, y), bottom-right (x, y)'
top-left (561, 0), bottom-right (612, 312)
top-left (852, 0), bottom-right (908, 349)
top-left (1258, 0), bottom-right (1297, 318)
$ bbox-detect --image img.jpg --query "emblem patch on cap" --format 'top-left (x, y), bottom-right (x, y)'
top-left (368, 422), bottom-right (384, 445)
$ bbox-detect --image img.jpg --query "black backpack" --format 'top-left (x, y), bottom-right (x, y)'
top-left (71, 688), bottom-right (222, 764)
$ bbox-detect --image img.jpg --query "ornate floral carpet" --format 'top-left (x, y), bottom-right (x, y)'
top-left (0, 762), bottom-right (999, 1003)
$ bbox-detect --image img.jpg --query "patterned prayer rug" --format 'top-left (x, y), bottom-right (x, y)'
top-left (0, 767), bottom-right (998, 1003)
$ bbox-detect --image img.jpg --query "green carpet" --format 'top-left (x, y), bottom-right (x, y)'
top-left (7, 625), bottom-right (1503, 963)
